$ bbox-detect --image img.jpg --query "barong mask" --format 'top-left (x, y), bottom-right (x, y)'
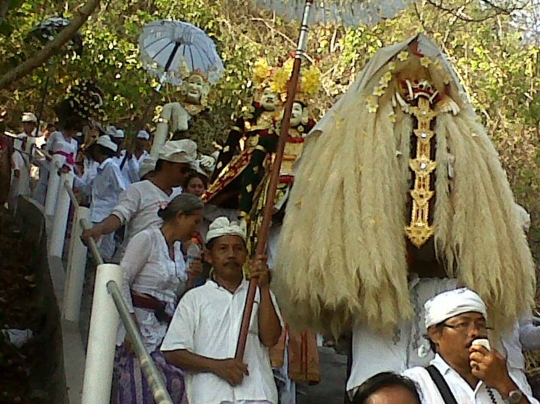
top-left (273, 34), bottom-right (535, 337)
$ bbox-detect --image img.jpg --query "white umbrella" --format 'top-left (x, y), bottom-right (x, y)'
top-left (139, 19), bottom-right (224, 91)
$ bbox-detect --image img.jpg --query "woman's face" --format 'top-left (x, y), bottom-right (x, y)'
top-left (186, 177), bottom-right (206, 197)
top-left (175, 209), bottom-right (203, 241)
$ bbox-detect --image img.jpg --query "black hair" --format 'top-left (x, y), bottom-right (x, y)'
top-left (46, 123), bottom-right (57, 131)
top-left (155, 159), bottom-right (164, 172)
top-left (63, 116), bottom-right (83, 132)
top-left (353, 372), bottom-right (422, 404)
top-left (98, 144), bottom-right (116, 158)
top-left (426, 321), bottom-right (446, 353)
top-left (185, 172), bottom-right (208, 189)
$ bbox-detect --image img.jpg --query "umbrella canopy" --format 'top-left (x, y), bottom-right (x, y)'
top-left (29, 17), bottom-right (84, 55)
top-left (256, 0), bottom-right (413, 26)
top-left (139, 20), bottom-right (224, 87)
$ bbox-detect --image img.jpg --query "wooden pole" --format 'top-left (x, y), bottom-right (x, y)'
top-left (235, 0), bottom-right (314, 360)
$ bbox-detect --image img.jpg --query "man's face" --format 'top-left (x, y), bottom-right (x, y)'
top-left (136, 138), bottom-right (149, 150)
top-left (290, 102), bottom-right (304, 128)
top-left (22, 122), bottom-right (36, 135)
top-left (428, 312), bottom-right (488, 369)
top-left (260, 88), bottom-right (278, 111)
top-left (207, 235), bottom-right (247, 278)
top-left (186, 75), bottom-right (204, 104)
top-left (165, 161), bottom-right (192, 187)
top-left (114, 137), bottom-right (124, 149)
top-left (366, 386), bottom-right (420, 404)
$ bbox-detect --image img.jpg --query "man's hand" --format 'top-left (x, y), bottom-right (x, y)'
top-left (212, 358), bottom-right (249, 386)
top-left (249, 255), bottom-right (270, 288)
top-left (469, 346), bottom-right (518, 397)
top-left (81, 226), bottom-right (103, 245)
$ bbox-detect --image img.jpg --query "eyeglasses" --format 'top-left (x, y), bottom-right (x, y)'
top-left (442, 321), bottom-right (493, 333)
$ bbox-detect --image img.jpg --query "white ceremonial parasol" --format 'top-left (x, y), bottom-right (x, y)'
top-left (139, 19), bottom-right (224, 91)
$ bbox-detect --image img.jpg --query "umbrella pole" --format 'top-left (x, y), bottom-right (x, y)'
top-left (139, 42), bottom-right (181, 130)
top-left (235, 0), bottom-right (314, 360)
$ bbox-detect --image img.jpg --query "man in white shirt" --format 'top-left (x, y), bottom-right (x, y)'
top-left (161, 217), bottom-right (282, 404)
top-left (75, 135), bottom-right (127, 261)
top-left (404, 288), bottom-right (537, 404)
top-left (82, 139), bottom-right (197, 258)
top-left (15, 112), bottom-right (45, 189)
top-left (112, 127), bottom-right (139, 184)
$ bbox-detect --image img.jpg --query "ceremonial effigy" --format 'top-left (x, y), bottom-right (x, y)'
top-left (273, 34), bottom-right (535, 336)
top-left (203, 58), bottom-right (284, 208)
top-left (152, 68), bottom-right (211, 154)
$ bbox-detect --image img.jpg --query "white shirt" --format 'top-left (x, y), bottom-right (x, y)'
top-left (114, 150), bottom-right (140, 184)
top-left (89, 159), bottom-right (127, 222)
top-left (118, 228), bottom-right (187, 352)
top-left (347, 277), bottom-right (458, 394)
top-left (111, 180), bottom-right (182, 250)
top-left (161, 280), bottom-right (280, 404)
top-left (11, 150), bottom-right (30, 197)
top-left (404, 354), bottom-right (539, 403)
top-left (47, 131), bottom-right (78, 169)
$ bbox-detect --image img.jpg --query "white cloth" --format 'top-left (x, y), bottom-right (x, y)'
top-left (200, 205), bottom-right (238, 242)
top-left (113, 150), bottom-right (140, 185)
top-left (136, 150), bottom-right (150, 165)
top-left (161, 280), bottom-right (281, 404)
top-left (9, 150), bottom-right (30, 209)
top-left (424, 288), bottom-right (487, 329)
top-left (88, 159), bottom-right (127, 223)
top-left (206, 217), bottom-right (246, 243)
top-left (347, 277), bottom-right (458, 394)
top-left (158, 139), bottom-right (197, 164)
top-left (111, 180), bottom-right (182, 255)
top-left (118, 228), bottom-right (187, 352)
top-left (404, 354), bottom-right (539, 404)
top-left (48, 131), bottom-right (78, 169)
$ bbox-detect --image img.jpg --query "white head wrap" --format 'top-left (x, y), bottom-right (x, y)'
top-left (96, 135), bottom-right (118, 152)
top-left (21, 112), bottom-right (37, 123)
top-left (158, 139), bottom-right (197, 165)
top-left (206, 217), bottom-right (247, 244)
top-left (137, 130), bottom-right (150, 140)
top-left (105, 125), bottom-right (117, 137)
top-left (139, 157), bottom-right (157, 179)
top-left (114, 129), bottom-right (125, 139)
top-left (424, 288), bottom-right (487, 329)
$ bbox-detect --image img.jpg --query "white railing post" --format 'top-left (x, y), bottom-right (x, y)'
top-left (44, 155), bottom-right (63, 216)
top-left (50, 174), bottom-right (74, 258)
top-left (81, 264), bottom-right (123, 404)
top-left (63, 207), bottom-right (91, 322)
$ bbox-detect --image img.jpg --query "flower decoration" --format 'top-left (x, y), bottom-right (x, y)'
top-left (389, 111), bottom-right (397, 123)
top-left (373, 86), bottom-right (386, 97)
top-left (379, 71), bottom-right (393, 88)
top-left (432, 59), bottom-right (443, 70)
top-left (397, 51), bottom-right (409, 62)
top-left (420, 56), bottom-right (432, 68)
top-left (388, 61), bottom-right (397, 71)
top-left (365, 96), bottom-right (379, 113)
top-left (253, 58), bottom-right (272, 86)
top-left (443, 74), bottom-right (452, 85)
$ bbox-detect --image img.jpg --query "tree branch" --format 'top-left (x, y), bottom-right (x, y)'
top-left (0, 0), bottom-right (100, 90)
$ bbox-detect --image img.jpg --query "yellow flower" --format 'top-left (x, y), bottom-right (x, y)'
top-left (420, 57), bottom-right (432, 68)
top-left (379, 71), bottom-right (392, 86)
top-left (270, 67), bottom-right (290, 94)
top-left (373, 86), bottom-right (385, 97)
top-left (388, 61), bottom-right (396, 71)
top-left (389, 112), bottom-right (396, 122)
top-left (397, 51), bottom-right (409, 62)
top-left (367, 102), bottom-right (379, 113)
top-left (433, 59), bottom-right (442, 70)
top-left (253, 58), bottom-right (271, 84)
top-left (301, 66), bottom-right (322, 95)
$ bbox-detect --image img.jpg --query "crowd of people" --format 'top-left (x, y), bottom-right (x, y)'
top-left (5, 105), bottom-right (540, 404)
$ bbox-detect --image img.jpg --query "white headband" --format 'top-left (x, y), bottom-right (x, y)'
top-left (206, 217), bottom-right (246, 244)
top-left (424, 288), bottom-right (487, 329)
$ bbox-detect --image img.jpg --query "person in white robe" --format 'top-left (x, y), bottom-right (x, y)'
top-left (161, 217), bottom-right (283, 404)
top-left (112, 128), bottom-right (139, 185)
top-left (403, 288), bottom-right (538, 404)
top-left (114, 193), bottom-right (204, 404)
top-left (75, 136), bottom-right (127, 262)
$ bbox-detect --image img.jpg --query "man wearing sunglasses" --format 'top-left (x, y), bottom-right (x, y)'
top-left (404, 288), bottom-right (536, 404)
top-left (82, 139), bottom-right (197, 261)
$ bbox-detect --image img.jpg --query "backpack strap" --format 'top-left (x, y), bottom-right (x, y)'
top-left (426, 365), bottom-right (459, 404)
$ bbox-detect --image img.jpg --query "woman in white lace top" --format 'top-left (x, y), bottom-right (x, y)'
top-left (114, 193), bottom-right (204, 404)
